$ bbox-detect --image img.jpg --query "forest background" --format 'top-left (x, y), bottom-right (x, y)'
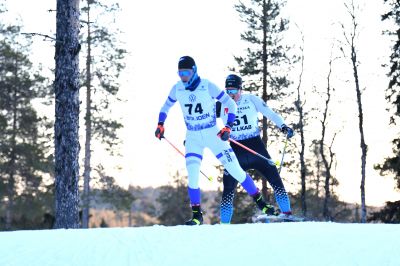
top-left (1, 0), bottom-right (399, 229)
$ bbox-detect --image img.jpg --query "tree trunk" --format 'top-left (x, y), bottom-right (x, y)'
top-left (294, 34), bottom-right (307, 216)
top-left (351, 45), bottom-right (368, 223)
top-left (5, 73), bottom-right (18, 230)
top-left (299, 127), bottom-right (307, 217)
top-left (54, 0), bottom-right (81, 229)
top-left (5, 172), bottom-right (14, 230)
top-left (261, 0), bottom-right (270, 202)
top-left (345, 1), bottom-right (368, 223)
top-left (321, 57), bottom-right (334, 221)
top-left (82, 0), bottom-right (92, 229)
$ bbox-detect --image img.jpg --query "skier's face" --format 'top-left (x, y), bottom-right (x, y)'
top-left (178, 69), bottom-right (194, 82)
top-left (226, 87), bottom-right (241, 102)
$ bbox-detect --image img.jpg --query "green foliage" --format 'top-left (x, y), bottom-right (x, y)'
top-left (93, 164), bottom-right (136, 212)
top-left (92, 118), bottom-right (123, 154)
top-left (0, 22), bottom-right (53, 230)
top-left (0, 188), bottom-right (55, 230)
top-left (290, 188), bottom-right (354, 222)
top-left (374, 137), bottom-right (400, 189)
top-left (80, 0), bottom-right (127, 228)
top-left (232, 0), bottom-right (298, 182)
top-left (383, 0), bottom-right (400, 119)
top-left (80, 0), bottom-right (126, 154)
top-left (156, 172), bottom-right (191, 226)
top-left (368, 201), bottom-right (400, 223)
top-left (233, 0), bottom-right (292, 100)
top-left (375, 0), bottom-right (400, 191)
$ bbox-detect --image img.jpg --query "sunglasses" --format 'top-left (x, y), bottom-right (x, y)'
top-left (226, 89), bottom-right (239, 94)
top-left (178, 70), bottom-right (192, 77)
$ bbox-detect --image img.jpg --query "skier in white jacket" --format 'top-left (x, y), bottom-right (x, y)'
top-left (216, 74), bottom-right (294, 223)
top-left (155, 56), bottom-right (276, 225)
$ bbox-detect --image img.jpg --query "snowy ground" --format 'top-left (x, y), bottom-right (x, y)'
top-left (0, 222), bottom-right (399, 266)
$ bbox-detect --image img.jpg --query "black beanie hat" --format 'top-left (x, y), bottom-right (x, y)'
top-left (225, 74), bottom-right (242, 89)
top-left (178, 56), bottom-right (196, 69)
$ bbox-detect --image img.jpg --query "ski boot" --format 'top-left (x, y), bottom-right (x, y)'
top-left (185, 205), bottom-right (203, 225)
top-left (252, 192), bottom-right (277, 216)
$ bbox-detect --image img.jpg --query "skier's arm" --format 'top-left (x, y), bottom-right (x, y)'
top-left (158, 85), bottom-right (177, 124)
top-left (215, 101), bottom-right (222, 118)
top-left (155, 85), bottom-right (177, 139)
top-left (208, 82), bottom-right (237, 127)
top-left (250, 95), bottom-right (285, 128)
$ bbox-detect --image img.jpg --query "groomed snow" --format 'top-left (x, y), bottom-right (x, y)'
top-left (1, 222), bottom-right (399, 266)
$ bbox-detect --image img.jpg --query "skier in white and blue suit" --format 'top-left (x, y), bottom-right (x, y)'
top-left (155, 56), bottom-right (276, 225)
top-left (216, 74), bottom-right (294, 224)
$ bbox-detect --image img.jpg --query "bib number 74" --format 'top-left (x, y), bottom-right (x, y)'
top-left (184, 103), bottom-right (203, 115)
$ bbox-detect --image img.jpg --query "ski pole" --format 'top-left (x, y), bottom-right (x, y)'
top-left (228, 138), bottom-right (278, 167)
top-left (162, 137), bottom-right (213, 181)
top-left (278, 137), bottom-right (289, 174)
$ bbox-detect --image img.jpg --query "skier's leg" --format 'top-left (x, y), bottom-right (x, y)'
top-left (267, 171), bottom-right (291, 214)
top-left (250, 145), bottom-right (291, 214)
top-left (220, 171), bottom-right (238, 224)
top-left (207, 133), bottom-right (276, 215)
top-left (184, 135), bottom-right (204, 225)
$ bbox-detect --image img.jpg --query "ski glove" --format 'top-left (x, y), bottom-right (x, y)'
top-left (281, 124), bottom-right (294, 139)
top-left (218, 126), bottom-right (231, 141)
top-left (155, 122), bottom-right (165, 140)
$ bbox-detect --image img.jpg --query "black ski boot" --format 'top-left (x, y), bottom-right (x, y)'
top-left (185, 205), bottom-right (203, 225)
top-left (252, 192), bottom-right (277, 216)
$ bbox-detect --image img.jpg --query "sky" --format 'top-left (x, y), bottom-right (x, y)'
top-left (1, 222), bottom-right (399, 266)
top-left (3, 0), bottom-right (400, 207)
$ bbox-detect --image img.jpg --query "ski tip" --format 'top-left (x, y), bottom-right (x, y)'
top-left (253, 214), bottom-right (307, 223)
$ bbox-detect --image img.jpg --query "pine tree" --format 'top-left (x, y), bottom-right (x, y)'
top-left (233, 0), bottom-right (293, 200)
top-left (54, 0), bottom-right (81, 229)
top-left (80, 0), bottom-right (126, 228)
top-left (94, 164), bottom-right (135, 214)
top-left (378, 0), bottom-right (400, 189)
top-left (370, 0), bottom-right (400, 223)
top-left (156, 172), bottom-right (191, 226)
top-left (0, 23), bottom-right (52, 230)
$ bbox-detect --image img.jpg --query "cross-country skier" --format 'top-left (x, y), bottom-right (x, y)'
top-left (216, 74), bottom-right (294, 224)
top-left (155, 56), bottom-right (276, 225)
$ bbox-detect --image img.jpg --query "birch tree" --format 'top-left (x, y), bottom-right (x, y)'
top-left (320, 55), bottom-right (338, 221)
top-left (340, 0), bottom-right (368, 223)
top-left (292, 29), bottom-right (308, 216)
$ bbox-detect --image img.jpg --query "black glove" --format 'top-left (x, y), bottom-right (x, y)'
top-left (217, 126), bottom-right (231, 141)
top-left (281, 124), bottom-right (294, 139)
top-left (155, 122), bottom-right (165, 140)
